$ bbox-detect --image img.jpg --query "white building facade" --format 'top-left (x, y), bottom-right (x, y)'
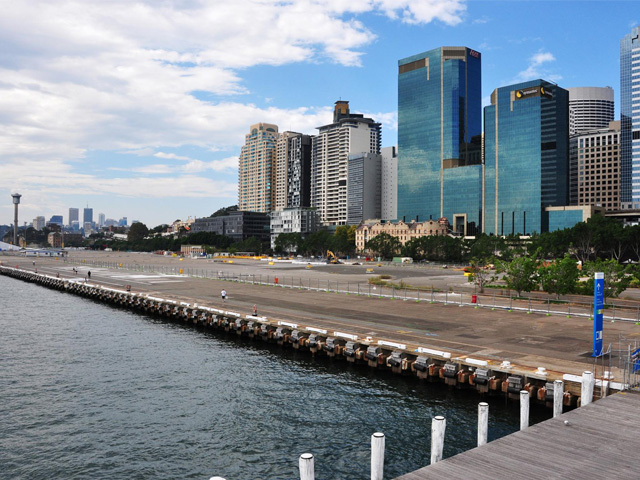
top-left (568, 86), bottom-right (615, 135)
top-left (270, 207), bottom-right (319, 250)
top-left (311, 101), bottom-right (381, 226)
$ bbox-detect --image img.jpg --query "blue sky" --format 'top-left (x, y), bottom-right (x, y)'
top-left (0, 0), bottom-right (637, 228)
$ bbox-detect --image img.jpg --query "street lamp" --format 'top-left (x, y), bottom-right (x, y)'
top-left (11, 193), bottom-right (21, 246)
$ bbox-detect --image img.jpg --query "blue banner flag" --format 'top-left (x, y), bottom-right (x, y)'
top-left (632, 347), bottom-right (640, 374)
top-left (593, 272), bottom-right (604, 357)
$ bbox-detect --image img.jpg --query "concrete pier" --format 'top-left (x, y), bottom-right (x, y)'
top-left (0, 253), bottom-right (634, 404)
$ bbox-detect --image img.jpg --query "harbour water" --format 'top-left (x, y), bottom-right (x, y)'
top-left (0, 274), bottom-right (546, 479)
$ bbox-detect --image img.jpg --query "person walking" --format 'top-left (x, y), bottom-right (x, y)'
top-left (87, 271), bottom-right (91, 279)
top-left (252, 304), bottom-right (257, 316)
top-left (221, 289), bottom-right (227, 302)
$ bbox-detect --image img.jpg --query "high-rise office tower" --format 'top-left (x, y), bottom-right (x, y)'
top-left (347, 152), bottom-right (382, 225)
top-left (83, 207), bottom-right (93, 226)
top-left (621, 26), bottom-right (640, 209)
top-left (238, 123), bottom-right (279, 213)
top-left (569, 121), bottom-right (620, 211)
top-left (568, 87), bottom-right (614, 135)
top-left (381, 146), bottom-right (398, 221)
top-left (484, 80), bottom-right (569, 235)
top-left (33, 216), bottom-right (45, 230)
top-left (68, 208), bottom-right (79, 227)
top-left (397, 47), bottom-right (482, 236)
top-left (98, 213), bottom-right (105, 228)
top-left (275, 132), bottom-right (312, 211)
top-left (311, 101), bottom-right (381, 226)
top-left (48, 215), bottom-right (64, 227)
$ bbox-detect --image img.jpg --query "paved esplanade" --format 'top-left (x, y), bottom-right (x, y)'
top-left (25, 251), bottom-right (640, 378)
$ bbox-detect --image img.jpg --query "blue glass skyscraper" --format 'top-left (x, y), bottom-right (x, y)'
top-left (484, 80), bottom-right (569, 235)
top-left (397, 47), bottom-right (482, 235)
top-left (620, 27), bottom-right (640, 209)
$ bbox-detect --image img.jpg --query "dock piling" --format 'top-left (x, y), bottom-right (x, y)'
top-left (430, 416), bottom-right (446, 464)
top-left (553, 380), bottom-right (564, 417)
top-left (371, 432), bottom-right (385, 480)
top-left (478, 402), bottom-right (489, 446)
top-left (520, 390), bottom-right (529, 431)
top-left (299, 453), bottom-right (314, 480)
top-left (581, 371), bottom-right (594, 406)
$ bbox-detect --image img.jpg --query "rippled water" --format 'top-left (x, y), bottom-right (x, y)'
top-left (0, 274), bottom-right (547, 479)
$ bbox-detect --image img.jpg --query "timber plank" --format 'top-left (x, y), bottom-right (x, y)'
top-left (395, 391), bottom-right (640, 480)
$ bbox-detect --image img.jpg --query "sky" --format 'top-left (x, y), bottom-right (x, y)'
top-left (0, 0), bottom-right (637, 228)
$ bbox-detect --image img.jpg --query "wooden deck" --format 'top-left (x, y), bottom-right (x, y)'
top-left (395, 391), bottom-right (640, 480)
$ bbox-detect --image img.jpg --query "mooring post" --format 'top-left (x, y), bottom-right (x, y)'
top-left (371, 432), bottom-right (385, 480)
top-left (478, 402), bottom-right (489, 447)
top-left (520, 390), bottom-right (529, 431)
top-left (299, 453), bottom-right (315, 480)
top-left (581, 371), bottom-right (594, 406)
top-left (430, 416), bottom-right (446, 464)
top-left (553, 379), bottom-right (564, 418)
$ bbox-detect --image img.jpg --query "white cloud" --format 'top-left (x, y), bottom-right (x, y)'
top-left (472, 16), bottom-right (489, 25)
top-left (0, 0), bottom-right (464, 224)
top-left (183, 157), bottom-right (239, 174)
top-left (376, 0), bottom-right (466, 25)
top-left (153, 152), bottom-right (194, 162)
top-left (512, 50), bottom-right (562, 84)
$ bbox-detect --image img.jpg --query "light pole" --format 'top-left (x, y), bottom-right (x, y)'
top-left (11, 193), bottom-right (21, 246)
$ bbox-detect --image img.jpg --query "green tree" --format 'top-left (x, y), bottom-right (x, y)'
top-left (583, 259), bottom-right (631, 300)
top-left (402, 236), bottom-right (428, 262)
top-left (529, 230), bottom-right (571, 260)
top-left (626, 225), bottom-right (640, 262)
top-left (467, 234), bottom-right (506, 260)
top-left (467, 257), bottom-right (497, 293)
top-left (234, 236), bottom-right (263, 255)
top-left (333, 225), bottom-right (357, 256)
top-left (210, 205), bottom-right (238, 217)
top-left (300, 230), bottom-right (333, 257)
top-left (538, 254), bottom-right (579, 298)
top-left (274, 233), bottom-right (302, 255)
top-left (150, 224), bottom-right (169, 235)
top-left (497, 249), bottom-right (541, 297)
top-left (127, 222), bottom-right (149, 243)
top-left (365, 233), bottom-right (401, 260)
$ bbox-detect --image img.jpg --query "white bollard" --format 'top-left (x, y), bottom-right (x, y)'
top-left (371, 432), bottom-right (385, 480)
top-left (299, 453), bottom-right (315, 480)
top-left (477, 402), bottom-right (489, 447)
top-left (581, 371), bottom-right (594, 406)
top-left (553, 379), bottom-right (564, 418)
top-left (520, 390), bottom-right (529, 431)
top-left (430, 416), bottom-right (446, 464)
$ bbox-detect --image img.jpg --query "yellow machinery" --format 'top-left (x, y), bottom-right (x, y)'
top-left (326, 250), bottom-right (340, 264)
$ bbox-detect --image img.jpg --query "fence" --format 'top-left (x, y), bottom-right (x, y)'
top-left (52, 257), bottom-right (640, 324)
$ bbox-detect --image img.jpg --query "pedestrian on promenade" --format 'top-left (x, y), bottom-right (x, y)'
top-left (221, 289), bottom-right (227, 302)
top-left (252, 304), bottom-right (257, 316)
top-left (88, 271), bottom-right (91, 279)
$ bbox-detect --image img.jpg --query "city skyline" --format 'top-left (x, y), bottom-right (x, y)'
top-left (0, 1), bottom-right (636, 227)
